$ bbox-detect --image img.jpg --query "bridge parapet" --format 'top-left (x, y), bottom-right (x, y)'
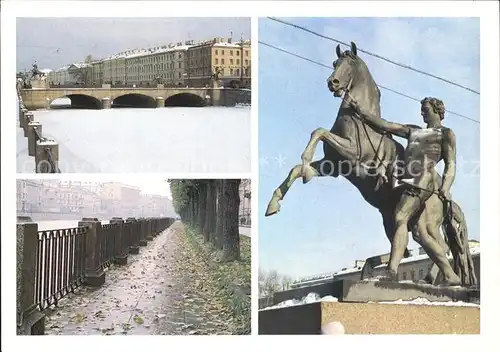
top-left (19, 87), bottom-right (250, 110)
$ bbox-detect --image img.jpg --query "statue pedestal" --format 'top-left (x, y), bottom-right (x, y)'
top-left (261, 279), bottom-right (480, 334)
top-left (258, 300), bottom-right (480, 334)
top-left (339, 279), bottom-right (479, 304)
top-left (30, 79), bottom-right (48, 89)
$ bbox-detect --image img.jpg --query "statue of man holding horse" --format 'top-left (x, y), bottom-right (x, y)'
top-left (347, 94), bottom-right (463, 285)
top-left (265, 41), bottom-right (477, 287)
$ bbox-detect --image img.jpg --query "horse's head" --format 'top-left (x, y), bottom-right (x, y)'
top-left (327, 41), bottom-right (359, 98)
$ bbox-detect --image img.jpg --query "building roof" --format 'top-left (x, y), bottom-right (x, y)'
top-left (295, 244), bottom-right (481, 285)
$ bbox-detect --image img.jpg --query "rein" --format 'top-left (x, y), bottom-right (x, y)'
top-left (342, 79), bottom-right (386, 167)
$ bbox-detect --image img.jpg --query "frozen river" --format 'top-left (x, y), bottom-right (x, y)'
top-left (17, 104), bottom-right (251, 173)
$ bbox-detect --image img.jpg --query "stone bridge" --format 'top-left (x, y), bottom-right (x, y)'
top-left (20, 87), bottom-right (251, 110)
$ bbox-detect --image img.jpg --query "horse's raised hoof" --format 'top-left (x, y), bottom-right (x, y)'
top-left (301, 164), bottom-right (316, 184)
top-left (265, 199), bottom-right (281, 217)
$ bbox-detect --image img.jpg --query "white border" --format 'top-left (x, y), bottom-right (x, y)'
top-left (1, 0), bottom-right (499, 350)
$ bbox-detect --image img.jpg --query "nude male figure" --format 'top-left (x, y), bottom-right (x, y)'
top-left (350, 96), bottom-right (461, 285)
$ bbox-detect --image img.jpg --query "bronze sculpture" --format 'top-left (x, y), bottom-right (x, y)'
top-left (265, 42), bottom-right (476, 287)
top-left (31, 63), bottom-right (44, 80)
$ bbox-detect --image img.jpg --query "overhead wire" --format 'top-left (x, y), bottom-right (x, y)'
top-left (259, 41), bottom-right (479, 124)
top-left (267, 17), bottom-right (480, 95)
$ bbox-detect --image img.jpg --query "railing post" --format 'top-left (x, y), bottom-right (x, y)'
top-left (20, 108), bottom-right (28, 128)
top-left (78, 218), bottom-right (105, 287)
top-left (35, 140), bottom-right (59, 173)
top-left (145, 218), bottom-right (153, 241)
top-left (110, 217), bottom-right (127, 265)
top-left (126, 217), bottom-right (140, 254)
top-left (138, 218), bottom-right (147, 246)
top-left (28, 122), bottom-right (42, 157)
top-left (153, 218), bottom-right (159, 237)
top-left (16, 216), bottom-right (45, 335)
top-left (23, 112), bottom-right (34, 137)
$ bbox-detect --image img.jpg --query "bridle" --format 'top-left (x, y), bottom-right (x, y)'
top-left (341, 76), bottom-right (386, 168)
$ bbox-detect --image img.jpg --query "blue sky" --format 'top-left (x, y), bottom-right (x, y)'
top-left (258, 17), bottom-right (480, 279)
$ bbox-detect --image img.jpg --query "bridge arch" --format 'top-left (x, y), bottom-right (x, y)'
top-left (164, 93), bottom-right (206, 107)
top-left (50, 94), bottom-right (102, 109)
top-left (112, 94), bottom-right (156, 108)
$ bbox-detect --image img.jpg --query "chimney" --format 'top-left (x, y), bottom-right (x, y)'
top-left (227, 37), bottom-right (232, 44)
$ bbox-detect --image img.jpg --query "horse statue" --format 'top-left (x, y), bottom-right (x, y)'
top-left (212, 66), bottom-right (223, 82)
top-left (265, 41), bottom-right (476, 287)
top-left (31, 63), bottom-right (45, 80)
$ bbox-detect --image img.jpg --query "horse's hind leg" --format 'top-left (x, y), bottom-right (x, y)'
top-left (265, 159), bottom-right (332, 217)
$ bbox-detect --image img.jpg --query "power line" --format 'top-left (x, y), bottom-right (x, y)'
top-left (259, 41), bottom-right (479, 124)
top-left (267, 17), bottom-right (480, 95)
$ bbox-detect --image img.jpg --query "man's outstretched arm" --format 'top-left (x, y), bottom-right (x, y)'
top-left (349, 98), bottom-right (411, 139)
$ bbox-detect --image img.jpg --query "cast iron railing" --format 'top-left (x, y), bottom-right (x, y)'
top-left (35, 226), bottom-right (88, 310)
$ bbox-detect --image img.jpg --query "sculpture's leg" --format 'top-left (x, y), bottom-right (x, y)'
top-left (412, 205), bottom-right (461, 286)
top-left (383, 193), bottom-right (427, 281)
top-left (265, 159), bottom-right (332, 217)
top-left (301, 128), bottom-right (357, 184)
top-left (381, 210), bottom-right (411, 258)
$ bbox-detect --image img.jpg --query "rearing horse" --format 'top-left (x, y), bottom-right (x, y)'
top-left (266, 42), bottom-right (406, 250)
top-left (265, 42), bottom-right (477, 286)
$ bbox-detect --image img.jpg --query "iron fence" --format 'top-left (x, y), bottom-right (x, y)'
top-left (35, 226), bottom-right (88, 311)
top-left (100, 223), bottom-right (119, 269)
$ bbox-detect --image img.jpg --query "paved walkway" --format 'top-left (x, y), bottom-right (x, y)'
top-left (43, 222), bottom-right (231, 335)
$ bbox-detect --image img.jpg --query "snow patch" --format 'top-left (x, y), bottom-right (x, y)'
top-left (260, 292), bottom-right (338, 311)
top-left (376, 297), bottom-right (480, 307)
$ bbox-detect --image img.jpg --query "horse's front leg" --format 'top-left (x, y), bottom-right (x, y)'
top-left (266, 159), bottom-right (331, 216)
top-left (301, 128), bottom-right (358, 183)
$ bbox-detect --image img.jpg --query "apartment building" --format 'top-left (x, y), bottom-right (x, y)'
top-left (239, 179), bottom-right (251, 226)
top-left (46, 36), bottom-right (251, 88)
top-left (17, 180), bottom-right (43, 213)
top-left (186, 37), bottom-right (251, 88)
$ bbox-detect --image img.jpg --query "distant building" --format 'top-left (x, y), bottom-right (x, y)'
top-left (239, 179), bottom-right (251, 227)
top-left (44, 36), bottom-right (251, 88)
top-left (186, 37), bottom-right (251, 88)
top-left (291, 243), bottom-right (481, 289)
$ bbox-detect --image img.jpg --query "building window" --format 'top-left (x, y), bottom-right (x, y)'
top-left (418, 269), bottom-right (424, 279)
top-left (237, 50), bottom-right (240, 56)
top-left (215, 50), bottom-right (218, 55)
top-left (230, 68), bottom-right (234, 75)
top-left (222, 50), bottom-right (225, 55)
top-left (221, 58), bottom-right (225, 64)
top-left (230, 59), bottom-right (234, 65)
top-left (410, 271), bottom-right (415, 281)
top-left (230, 50), bottom-right (233, 56)
top-left (402, 272), bottom-right (407, 280)
top-left (236, 59), bottom-right (240, 65)
top-left (178, 62), bottom-right (182, 69)
top-left (245, 59), bottom-right (249, 66)
top-left (245, 50), bottom-right (249, 57)
top-left (236, 68), bottom-right (239, 76)
top-left (215, 58), bottom-right (218, 65)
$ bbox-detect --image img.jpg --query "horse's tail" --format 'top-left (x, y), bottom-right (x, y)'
top-left (441, 200), bottom-right (477, 286)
